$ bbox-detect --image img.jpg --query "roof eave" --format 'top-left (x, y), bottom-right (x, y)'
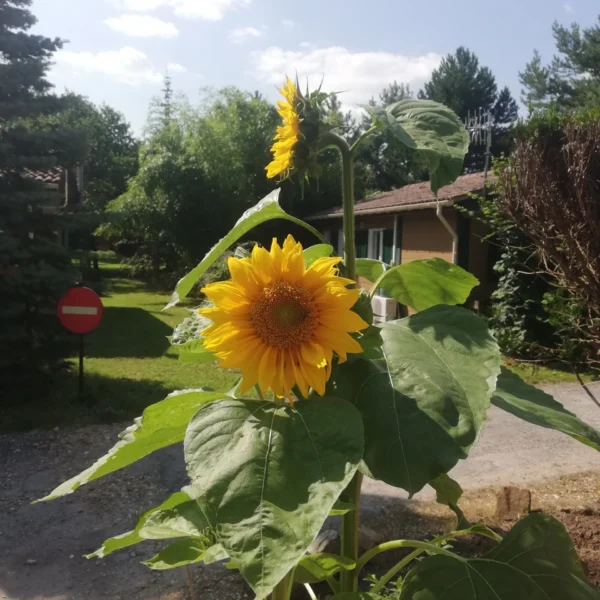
top-left (306, 194), bottom-right (472, 221)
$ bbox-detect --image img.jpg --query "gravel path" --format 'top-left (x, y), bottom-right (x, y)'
top-left (2, 382), bottom-right (600, 600)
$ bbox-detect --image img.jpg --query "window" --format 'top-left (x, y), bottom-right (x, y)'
top-left (368, 229), bottom-right (395, 262)
top-left (355, 230), bottom-right (369, 258)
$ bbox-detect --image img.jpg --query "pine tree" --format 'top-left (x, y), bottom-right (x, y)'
top-left (420, 47), bottom-right (518, 171)
top-left (520, 16), bottom-right (600, 112)
top-left (0, 0), bottom-right (79, 388)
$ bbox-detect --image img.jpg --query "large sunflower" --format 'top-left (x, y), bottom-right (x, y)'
top-left (200, 235), bottom-right (368, 399)
top-left (266, 78), bottom-right (300, 180)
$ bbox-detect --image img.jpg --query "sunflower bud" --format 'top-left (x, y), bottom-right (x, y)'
top-left (266, 77), bottom-right (331, 183)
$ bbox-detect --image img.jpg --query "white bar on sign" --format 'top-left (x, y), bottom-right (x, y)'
top-left (62, 306), bottom-right (98, 315)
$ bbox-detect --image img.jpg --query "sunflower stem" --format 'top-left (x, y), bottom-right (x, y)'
top-left (318, 131), bottom-right (356, 280)
top-left (340, 472), bottom-right (363, 591)
top-left (319, 130), bottom-right (361, 592)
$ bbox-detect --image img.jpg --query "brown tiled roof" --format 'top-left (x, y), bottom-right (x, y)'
top-left (22, 167), bottom-right (63, 184)
top-left (0, 167), bottom-right (63, 184)
top-left (307, 171), bottom-right (494, 220)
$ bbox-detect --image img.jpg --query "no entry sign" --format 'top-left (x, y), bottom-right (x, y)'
top-left (57, 287), bottom-right (104, 334)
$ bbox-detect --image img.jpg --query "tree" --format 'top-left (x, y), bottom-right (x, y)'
top-left (0, 0), bottom-right (80, 385)
top-left (100, 87), bottom-right (281, 282)
top-left (46, 93), bottom-right (138, 212)
top-left (420, 47), bottom-right (518, 171)
top-left (495, 111), bottom-right (600, 371)
top-left (520, 16), bottom-right (600, 113)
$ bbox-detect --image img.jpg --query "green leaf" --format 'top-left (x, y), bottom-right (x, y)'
top-left (355, 258), bottom-right (387, 283)
top-left (362, 104), bottom-right (415, 148)
top-left (401, 513), bottom-right (600, 599)
top-left (376, 258), bottom-right (478, 312)
top-left (330, 594), bottom-right (378, 600)
top-left (172, 339), bottom-right (215, 364)
top-left (329, 501), bottom-right (356, 516)
top-left (39, 390), bottom-right (228, 501)
top-left (143, 538), bottom-right (212, 570)
top-left (167, 189), bottom-right (326, 307)
top-left (352, 289), bottom-right (374, 326)
top-left (86, 491), bottom-right (192, 559)
top-left (202, 543), bottom-right (229, 565)
top-left (429, 474), bottom-right (471, 529)
top-left (171, 309), bottom-right (212, 345)
top-left (303, 244), bottom-right (334, 267)
top-left (492, 367), bottom-right (600, 451)
top-left (356, 326), bottom-right (383, 359)
top-left (387, 99), bottom-right (470, 194)
top-left (184, 397), bottom-right (364, 599)
top-left (139, 497), bottom-right (210, 540)
top-left (294, 553), bottom-right (356, 584)
top-left (334, 306), bottom-right (501, 495)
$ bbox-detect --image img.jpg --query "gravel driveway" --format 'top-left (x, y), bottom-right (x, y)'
top-left (1, 382), bottom-right (599, 600)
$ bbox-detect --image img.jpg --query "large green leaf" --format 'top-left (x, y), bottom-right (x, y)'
top-left (294, 553), bottom-right (356, 584)
top-left (492, 367), bottom-right (600, 451)
top-left (87, 491), bottom-right (193, 559)
top-left (401, 513), bottom-right (600, 599)
top-left (355, 258), bottom-right (387, 283)
top-left (303, 244), bottom-right (334, 267)
top-left (167, 189), bottom-right (326, 307)
top-left (386, 99), bottom-right (469, 194)
top-left (334, 305), bottom-right (501, 494)
top-left (376, 258), bottom-right (478, 312)
top-left (184, 397), bottom-right (364, 599)
top-left (39, 390), bottom-right (227, 501)
top-left (143, 538), bottom-right (213, 570)
top-left (331, 594), bottom-right (377, 600)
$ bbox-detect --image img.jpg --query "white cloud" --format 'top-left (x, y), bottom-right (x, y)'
top-left (252, 46), bottom-right (442, 106)
top-left (564, 2), bottom-right (574, 12)
top-left (117, 0), bottom-right (251, 21)
top-left (229, 26), bottom-right (262, 44)
top-left (54, 46), bottom-right (165, 85)
top-left (282, 19), bottom-right (295, 29)
top-left (104, 14), bottom-right (179, 38)
top-left (167, 62), bottom-right (187, 73)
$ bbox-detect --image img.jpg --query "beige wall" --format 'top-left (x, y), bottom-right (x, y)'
top-left (401, 208), bottom-right (456, 263)
top-left (313, 207), bottom-right (493, 304)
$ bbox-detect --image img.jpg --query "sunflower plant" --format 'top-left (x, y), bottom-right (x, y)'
top-left (40, 78), bottom-right (600, 600)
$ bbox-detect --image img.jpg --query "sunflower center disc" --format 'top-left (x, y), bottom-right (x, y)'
top-left (251, 282), bottom-right (317, 349)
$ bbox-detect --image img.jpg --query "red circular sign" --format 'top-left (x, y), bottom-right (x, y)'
top-left (57, 287), bottom-right (104, 334)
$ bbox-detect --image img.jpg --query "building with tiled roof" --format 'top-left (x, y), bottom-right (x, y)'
top-left (307, 172), bottom-right (496, 317)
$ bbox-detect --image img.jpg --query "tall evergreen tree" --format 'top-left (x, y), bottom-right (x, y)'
top-left (0, 0), bottom-right (79, 386)
top-left (420, 47), bottom-right (518, 171)
top-left (520, 16), bottom-right (600, 113)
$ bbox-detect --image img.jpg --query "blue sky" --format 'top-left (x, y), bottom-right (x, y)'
top-left (31, 0), bottom-right (599, 134)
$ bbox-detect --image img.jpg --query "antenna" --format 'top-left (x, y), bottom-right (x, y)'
top-left (464, 108), bottom-right (493, 180)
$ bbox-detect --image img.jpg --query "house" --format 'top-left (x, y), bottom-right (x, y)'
top-left (306, 171), bottom-right (496, 314)
top-left (21, 166), bottom-right (84, 216)
top-left (20, 166), bottom-right (84, 249)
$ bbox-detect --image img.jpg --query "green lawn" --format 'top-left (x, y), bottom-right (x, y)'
top-left (2, 261), bottom-right (595, 431)
top-left (504, 358), bottom-right (596, 385)
top-left (1, 265), bottom-right (237, 431)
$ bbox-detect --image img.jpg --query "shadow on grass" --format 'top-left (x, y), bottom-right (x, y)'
top-left (85, 307), bottom-right (172, 358)
top-left (0, 369), bottom-right (173, 432)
